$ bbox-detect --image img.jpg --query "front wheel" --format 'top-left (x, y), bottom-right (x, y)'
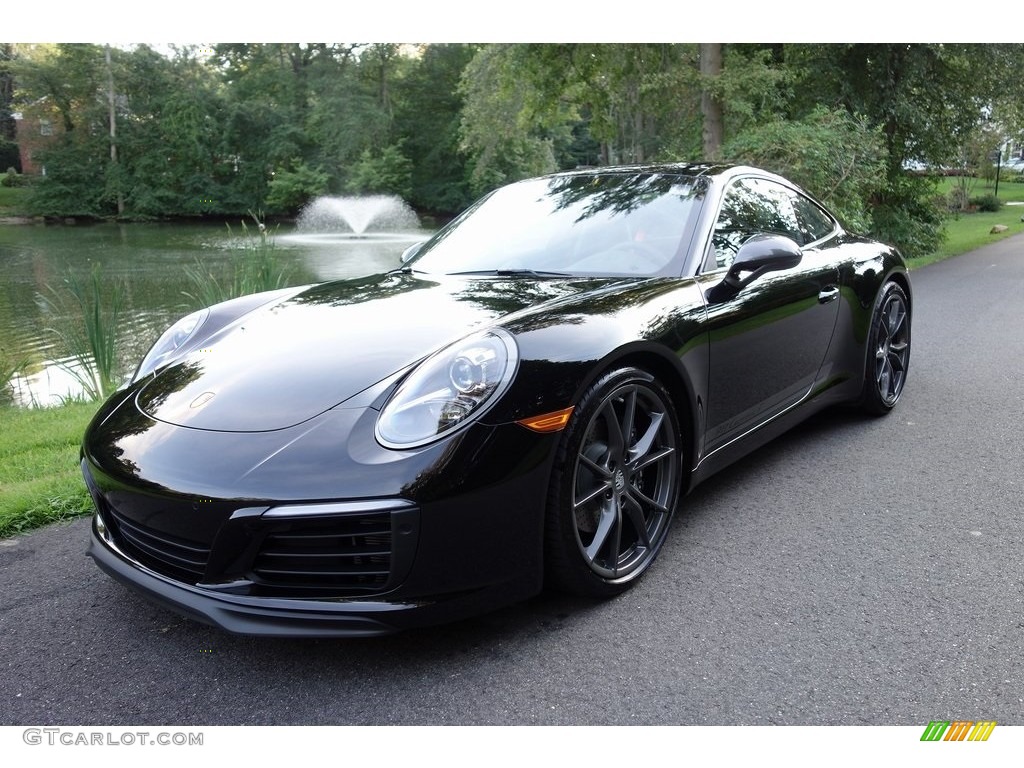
top-left (545, 368), bottom-right (683, 597)
top-left (861, 281), bottom-right (911, 415)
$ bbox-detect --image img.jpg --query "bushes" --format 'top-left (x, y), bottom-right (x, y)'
top-left (947, 183), bottom-right (971, 212)
top-left (723, 107), bottom-right (886, 235)
top-left (26, 140), bottom-right (110, 218)
top-left (265, 162), bottom-right (329, 215)
top-left (722, 107), bottom-right (957, 259)
top-left (869, 173), bottom-right (946, 259)
top-left (970, 193), bottom-right (1002, 212)
top-left (1, 167), bottom-right (30, 187)
top-left (346, 144), bottom-right (414, 199)
top-left (947, 185), bottom-right (1003, 214)
top-left (870, 198), bottom-right (946, 259)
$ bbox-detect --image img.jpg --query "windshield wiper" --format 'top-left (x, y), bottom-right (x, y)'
top-left (449, 269), bottom-right (573, 278)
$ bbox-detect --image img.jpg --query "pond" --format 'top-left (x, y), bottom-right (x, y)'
top-left (0, 218), bottom-right (428, 407)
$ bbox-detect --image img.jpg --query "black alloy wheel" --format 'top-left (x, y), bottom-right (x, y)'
top-left (546, 368), bottom-right (682, 596)
top-left (862, 281), bottom-right (911, 415)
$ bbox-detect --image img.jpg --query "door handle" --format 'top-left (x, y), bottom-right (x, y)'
top-left (818, 286), bottom-right (840, 304)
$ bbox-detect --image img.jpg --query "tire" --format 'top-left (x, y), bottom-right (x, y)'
top-left (545, 367), bottom-right (683, 597)
top-left (861, 281), bottom-right (911, 415)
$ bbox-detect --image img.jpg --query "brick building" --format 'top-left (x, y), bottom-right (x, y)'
top-left (13, 100), bottom-right (62, 175)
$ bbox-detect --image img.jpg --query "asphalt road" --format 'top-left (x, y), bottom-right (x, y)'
top-left (2, 236), bottom-right (1023, 726)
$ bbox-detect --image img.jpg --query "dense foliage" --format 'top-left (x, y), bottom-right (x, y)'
top-left (723, 108), bottom-right (886, 234)
top-left (5, 43), bottom-right (1024, 256)
top-left (8, 43), bottom-right (478, 219)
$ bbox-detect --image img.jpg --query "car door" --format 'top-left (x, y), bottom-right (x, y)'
top-left (696, 176), bottom-right (842, 454)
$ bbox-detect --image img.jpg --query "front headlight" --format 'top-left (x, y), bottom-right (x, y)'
top-left (132, 308), bottom-right (209, 382)
top-left (376, 328), bottom-right (518, 449)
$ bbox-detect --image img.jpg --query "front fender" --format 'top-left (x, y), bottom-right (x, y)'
top-left (487, 278), bottom-right (708, 429)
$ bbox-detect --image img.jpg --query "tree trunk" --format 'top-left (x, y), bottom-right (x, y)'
top-left (105, 46), bottom-right (124, 216)
top-left (700, 43), bottom-right (723, 161)
top-left (0, 44), bottom-right (16, 144)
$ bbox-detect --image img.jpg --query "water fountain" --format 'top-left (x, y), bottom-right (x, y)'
top-left (295, 194), bottom-right (421, 236)
top-left (280, 194), bottom-right (428, 279)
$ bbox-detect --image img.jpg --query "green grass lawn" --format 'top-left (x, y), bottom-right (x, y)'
top-left (909, 176), bottom-right (1024, 269)
top-left (0, 185), bottom-right (31, 216)
top-left (934, 174), bottom-right (1024, 203)
top-left (0, 401), bottom-right (99, 538)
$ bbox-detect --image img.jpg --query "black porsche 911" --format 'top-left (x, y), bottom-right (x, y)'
top-left (82, 163), bottom-right (911, 637)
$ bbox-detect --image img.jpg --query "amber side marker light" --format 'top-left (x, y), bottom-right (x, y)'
top-left (517, 406), bottom-right (575, 433)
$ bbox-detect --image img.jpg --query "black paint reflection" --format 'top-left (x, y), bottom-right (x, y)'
top-left (86, 362), bottom-right (204, 487)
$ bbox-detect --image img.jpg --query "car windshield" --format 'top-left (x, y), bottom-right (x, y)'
top-left (409, 172), bottom-right (707, 278)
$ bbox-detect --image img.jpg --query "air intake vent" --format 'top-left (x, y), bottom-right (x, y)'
top-left (252, 512), bottom-right (392, 592)
top-left (105, 505), bottom-right (211, 583)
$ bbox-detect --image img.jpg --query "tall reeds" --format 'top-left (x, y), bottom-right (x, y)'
top-left (184, 212), bottom-right (291, 307)
top-left (41, 263), bottom-right (125, 401)
top-left (0, 348), bottom-right (28, 405)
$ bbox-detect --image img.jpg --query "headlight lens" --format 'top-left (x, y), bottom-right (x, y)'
top-left (376, 328), bottom-right (518, 449)
top-left (132, 308), bottom-right (209, 382)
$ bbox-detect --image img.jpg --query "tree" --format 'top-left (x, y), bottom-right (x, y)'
top-left (723, 107), bottom-right (886, 233)
top-left (265, 162), bottom-right (329, 214)
top-left (457, 45), bottom-right (562, 195)
top-left (458, 44), bottom-right (704, 192)
top-left (1, 44), bottom-right (20, 171)
top-left (457, 43), bottom-right (794, 186)
top-left (392, 44), bottom-right (476, 213)
top-left (13, 44), bottom-right (105, 134)
top-left (346, 144), bottom-right (412, 198)
top-left (13, 45), bottom-right (109, 215)
top-left (700, 44), bottom-right (723, 160)
top-left (785, 45), bottom-right (1008, 173)
top-left (104, 45), bottom-right (123, 215)
top-left (780, 44), bottom-right (1024, 256)
top-left (10, 39), bottom-right (1020, 258)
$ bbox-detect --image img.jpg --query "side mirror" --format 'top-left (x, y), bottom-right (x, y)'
top-left (400, 241), bottom-right (425, 264)
top-left (722, 234), bottom-right (802, 290)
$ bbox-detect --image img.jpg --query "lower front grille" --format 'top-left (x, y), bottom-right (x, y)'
top-left (104, 505), bottom-right (212, 583)
top-left (252, 512), bottom-right (392, 593)
top-left (84, 460), bottom-right (419, 598)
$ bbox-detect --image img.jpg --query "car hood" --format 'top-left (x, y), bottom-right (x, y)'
top-left (136, 272), bottom-right (615, 432)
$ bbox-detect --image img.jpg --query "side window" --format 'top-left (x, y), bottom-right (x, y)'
top-left (708, 178), bottom-right (802, 271)
top-left (792, 194), bottom-right (837, 245)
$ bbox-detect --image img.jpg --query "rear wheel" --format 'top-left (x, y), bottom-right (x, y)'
top-left (861, 281), bottom-right (911, 415)
top-left (545, 368), bottom-right (683, 596)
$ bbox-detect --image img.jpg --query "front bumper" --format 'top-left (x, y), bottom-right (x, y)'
top-left (88, 511), bottom-right (537, 637)
top-left (81, 398), bottom-right (557, 636)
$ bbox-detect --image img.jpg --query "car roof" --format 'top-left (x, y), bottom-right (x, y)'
top-left (539, 163), bottom-right (806, 192)
top-left (544, 162), bottom-right (734, 180)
